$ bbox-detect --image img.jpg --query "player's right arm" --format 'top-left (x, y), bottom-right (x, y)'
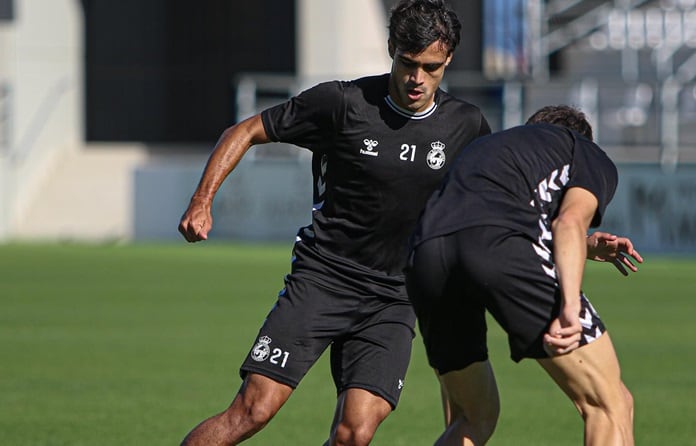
top-left (178, 114), bottom-right (271, 242)
top-left (545, 186), bottom-right (598, 355)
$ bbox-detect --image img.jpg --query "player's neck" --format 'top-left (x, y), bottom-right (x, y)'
top-left (385, 95), bottom-right (437, 119)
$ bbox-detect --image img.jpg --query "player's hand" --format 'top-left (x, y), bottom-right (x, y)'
top-left (543, 305), bottom-right (582, 356)
top-left (586, 231), bottom-right (644, 276)
top-left (178, 197), bottom-right (213, 242)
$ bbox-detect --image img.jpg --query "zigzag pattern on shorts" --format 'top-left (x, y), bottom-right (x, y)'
top-left (578, 293), bottom-right (606, 346)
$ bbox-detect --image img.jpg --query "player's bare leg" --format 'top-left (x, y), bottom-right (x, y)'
top-left (439, 375), bottom-right (453, 425)
top-left (180, 373), bottom-right (293, 446)
top-left (537, 332), bottom-right (634, 446)
top-left (323, 388), bottom-right (392, 446)
top-left (435, 360), bottom-right (500, 446)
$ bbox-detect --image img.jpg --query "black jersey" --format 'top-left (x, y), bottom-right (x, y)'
top-left (261, 74), bottom-right (490, 276)
top-left (410, 123), bottom-right (618, 247)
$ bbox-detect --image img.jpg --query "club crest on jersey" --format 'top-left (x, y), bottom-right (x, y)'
top-left (360, 138), bottom-right (379, 156)
top-left (426, 141), bottom-right (446, 170)
top-left (250, 336), bottom-right (272, 362)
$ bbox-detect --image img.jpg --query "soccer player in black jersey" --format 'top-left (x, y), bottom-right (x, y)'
top-left (405, 105), bottom-right (643, 445)
top-left (177, 1), bottom-right (491, 444)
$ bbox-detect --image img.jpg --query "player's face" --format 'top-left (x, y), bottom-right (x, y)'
top-left (388, 40), bottom-right (452, 113)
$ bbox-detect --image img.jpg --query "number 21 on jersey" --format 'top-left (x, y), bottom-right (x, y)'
top-left (400, 144), bottom-right (416, 162)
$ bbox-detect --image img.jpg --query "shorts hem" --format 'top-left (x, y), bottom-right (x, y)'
top-left (430, 351), bottom-right (489, 375)
top-left (239, 366), bottom-right (301, 389)
top-left (512, 330), bottom-right (608, 362)
top-left (339, 383), bottom-right (399, 410)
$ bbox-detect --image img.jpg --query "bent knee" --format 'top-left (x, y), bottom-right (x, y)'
top-left (467, 408), bottom-right (499, 442)
top-left (440, 411), bottom-right (498, 446)
top-left (576, 386), bottom-right (634, 423)
top-left (237, 400), bottom-right (279, 431)
top-left (622, 384), bottom-right (634, 417)
top-left (456, 388), bottom-right (500, 436)
top-left (232, 374), bottom-right (292, 431)
top-left (225, 396), bottom-right (280, 434)
top-left (478, 408), bottom-right (499, 436)
top-left (332, 422), bottom-right (377, 446)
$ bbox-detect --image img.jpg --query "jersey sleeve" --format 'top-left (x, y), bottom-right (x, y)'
top-left (260, 81), bottom-right (344, 151)
top-left (478, 114), bottom-right (492, 137)
top-left (568, 137), bottom-right (619, 227)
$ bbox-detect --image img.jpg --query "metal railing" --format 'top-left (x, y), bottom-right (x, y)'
top-left (234, 71), bottom-right (696, 169)
top-left (230, 0), bottom-right (696, 168)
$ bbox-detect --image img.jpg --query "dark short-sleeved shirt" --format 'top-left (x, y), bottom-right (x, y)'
top-left (261, 74), bottom-right (490, 277)
top-left (410, 123), bottom-right (618, 248)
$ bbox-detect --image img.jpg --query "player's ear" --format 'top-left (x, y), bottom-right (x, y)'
top-left (388, 40), bottom-right (395, 58)
top-left (445, 52), bottom-right (453, 67)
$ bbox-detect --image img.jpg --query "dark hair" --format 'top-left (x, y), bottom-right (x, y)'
top-left (525, 105), bottom-right (594, 141)
top-left (388, 0), bottom-right (461, 55)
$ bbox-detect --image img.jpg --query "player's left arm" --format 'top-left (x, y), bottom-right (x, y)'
top-left (586, 231), bottom-right (644, 276)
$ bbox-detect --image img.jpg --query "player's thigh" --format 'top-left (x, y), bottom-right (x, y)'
top-left (330, 310), bottom-right (415, 409)
top-left (437, 360), bottom-right (500, 422)
top-left (537, 332), bottom-right (630, 413)
top-left (240, 274), bottom-right (341, 388)
top-left (405, 234), bottom-right (488, 374)
top-left (465, 228), bottom-right (568, 361)
top-left (335, 387), bottom-right (393, 428)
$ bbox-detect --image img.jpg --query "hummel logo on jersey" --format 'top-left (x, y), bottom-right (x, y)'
top-left (360, 138), bottom-right (379, 156)
top-left (426, 141), bottom-right (446, 170)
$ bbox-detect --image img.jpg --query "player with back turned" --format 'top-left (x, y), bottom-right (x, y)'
top-left (405, 105), bottom-right (643, 445)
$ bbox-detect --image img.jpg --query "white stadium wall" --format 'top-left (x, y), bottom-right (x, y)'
top-left (133, 150), bottom-right (313, 242)
top-left (601, 164), bottom-right (696, 254)
top-left (131, 156), bottom-right (696, 254)
top-left (1, 0), bottom-right (695, 255)
top-left (0, 0), bottom-right (83, 238)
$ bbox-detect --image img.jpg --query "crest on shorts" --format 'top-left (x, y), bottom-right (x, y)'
top-left (250, 336), bottom-right (272, 362)
top-left (426, 141), bottom-right (446, 170)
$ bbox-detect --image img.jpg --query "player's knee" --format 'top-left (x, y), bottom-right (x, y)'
top-left (575, 387), bottom-right (633, 426)
top-left (229, 374), bottom-right (292, 435)
top-left (221, 398), bottom-right (276, 437)
top-left (622, 384), bottom-right (634, 420)
top-left (331, 421), bottom-right (377, 446)
top-left (436, 410), bottom-right (498, 446)
top-left (469, 407), bottom-right (499, 443)
top-left (465, 389), bottom-right (500, 440)
top-left (242, 401), bottom-right (277, 431)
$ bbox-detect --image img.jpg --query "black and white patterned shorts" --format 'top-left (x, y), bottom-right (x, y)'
top-left (405, 226), bottom-right (607, 374)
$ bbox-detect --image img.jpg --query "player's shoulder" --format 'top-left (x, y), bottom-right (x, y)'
top-left (302, 74), bottom-right (387, 102)
top-left (348, 73), bottom-right (389, 88)
top-left (511, 123), bottom-right (576, 143)
top-left (318, 74), bottom-right (388, 112)
top-left (436, 90), bottom-right (488, 127)
top-left (339, 74), bottom-right (389, 99)
top-left (434, 90), bottom-right (490, 134)
top-left (436, 89), bottom-right (483, 112)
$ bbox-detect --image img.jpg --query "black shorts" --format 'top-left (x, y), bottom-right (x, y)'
top-left (240, 238), bottom-right (416, 409)
top-left (405, 226), bottom-right (606, 374)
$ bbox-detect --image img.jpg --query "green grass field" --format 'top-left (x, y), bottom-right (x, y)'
top-left (1, 242), bottom-right (695, 445)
